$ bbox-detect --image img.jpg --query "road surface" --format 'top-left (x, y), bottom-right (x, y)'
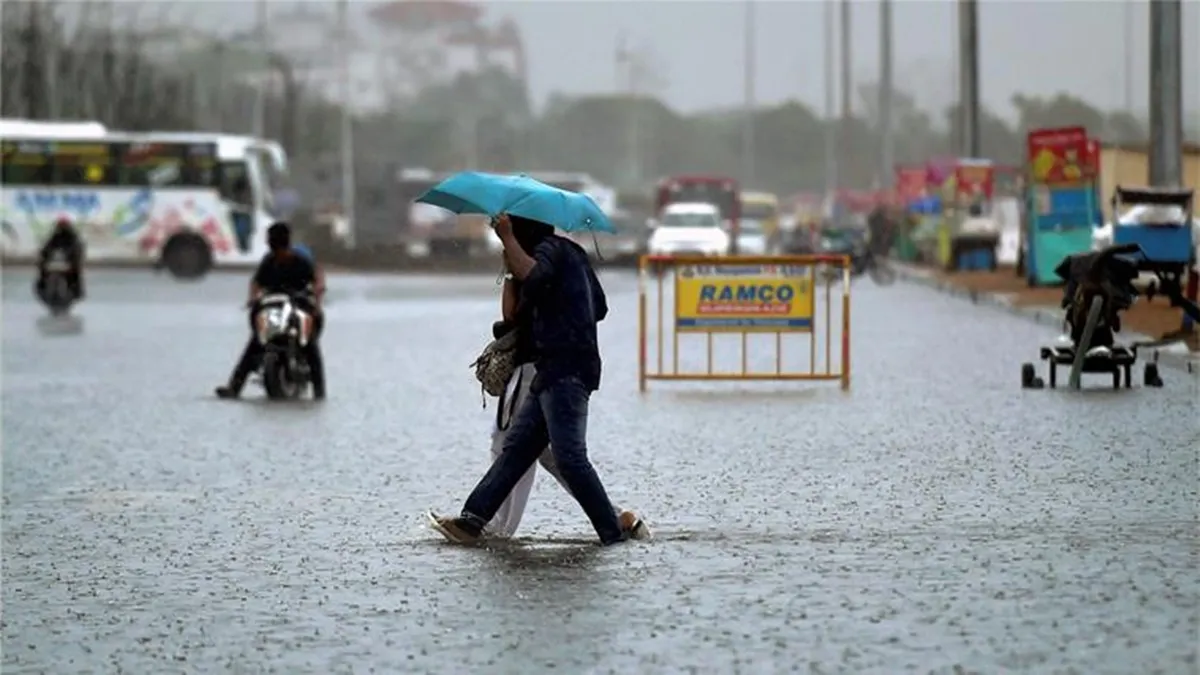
top-left (3, 268), bottom-right (1197, 674)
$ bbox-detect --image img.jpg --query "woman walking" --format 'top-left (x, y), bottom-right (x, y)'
top-left (475, 267), bottom-right (649, 540)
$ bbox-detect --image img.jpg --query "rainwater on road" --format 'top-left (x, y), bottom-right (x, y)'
top-left (3, 268), bottom-right (1197, 674)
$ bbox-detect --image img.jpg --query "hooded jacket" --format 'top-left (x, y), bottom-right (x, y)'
top-left (510, 217), bottom-right (609, 393)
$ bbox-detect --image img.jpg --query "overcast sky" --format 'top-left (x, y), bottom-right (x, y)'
top-left (92, 1), bottom-right (1200, 121)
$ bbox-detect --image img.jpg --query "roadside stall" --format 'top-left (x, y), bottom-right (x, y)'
top-left (892, 164), bottom-right (928, 262)
top-left (921, 157), bottom-right (957, 267)
top-left (1024, 126), bottom-right (1101, 286)
top-left (947, 158), bottom-right (999, 271)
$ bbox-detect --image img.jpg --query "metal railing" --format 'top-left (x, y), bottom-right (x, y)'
top-left (637, 254), bottom-right (852, 391)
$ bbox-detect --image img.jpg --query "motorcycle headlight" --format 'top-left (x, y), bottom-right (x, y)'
top-left (260, 307), bottom-right (289, 337)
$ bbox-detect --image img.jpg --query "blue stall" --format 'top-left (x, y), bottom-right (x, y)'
top-left (1025, 183), bottom-right (1101, 287)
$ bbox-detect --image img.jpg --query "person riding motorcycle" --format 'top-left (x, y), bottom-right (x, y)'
top-left (215, 222), bottom-right (327, 400)
top-left (37, 217), bottom-right (86, 300)
top-left (866, 205), bottom-right (895, 257)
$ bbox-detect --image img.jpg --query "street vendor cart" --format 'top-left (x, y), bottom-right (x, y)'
top-left (1111, 186), bottom-right (1197, 331)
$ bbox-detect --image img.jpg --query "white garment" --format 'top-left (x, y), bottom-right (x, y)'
top-left (485, 363), bottom-right (572, 538)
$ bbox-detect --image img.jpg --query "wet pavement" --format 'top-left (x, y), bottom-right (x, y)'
top-left (3, 267), bottom-right (1197, 674)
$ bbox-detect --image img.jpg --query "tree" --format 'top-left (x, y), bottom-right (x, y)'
top-left (1010, 92), bottom-right (1107, 137)
top-left (943, 102), bottom-right (1021, 165)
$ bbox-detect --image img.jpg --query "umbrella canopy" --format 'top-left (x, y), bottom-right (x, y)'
top-left (415, 171), bottom-right (615, 234)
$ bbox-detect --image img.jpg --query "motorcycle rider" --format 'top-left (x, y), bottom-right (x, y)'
top-left (866, 205), bottom-right (894, 258)
top-left (36, 217), bottom-right (86, 300)
top-left (215, 222), bottom-right (327, 400)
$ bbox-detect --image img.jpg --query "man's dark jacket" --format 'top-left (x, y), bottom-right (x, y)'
top-left (518, 234), bottom-right (608, 393)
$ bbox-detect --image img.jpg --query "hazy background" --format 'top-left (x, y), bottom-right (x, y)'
top-left (72, 0), bottom-right (1200, 120)
top-left (3, 0), bottom-right (1198, 214)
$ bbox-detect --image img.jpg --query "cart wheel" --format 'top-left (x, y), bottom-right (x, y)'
top-left (1048, 363), bottom-right (1057, 389)
top-left (1143, 362), bottom-right (1163, 388)
top-left (1021, 363), bottom-right (1039, 388)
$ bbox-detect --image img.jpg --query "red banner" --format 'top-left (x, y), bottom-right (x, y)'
top-left (955, 160), bottom-right (995, 200)
top-left (894, 165), bottom-right (927, 202)
top-left (1027, 126), bottom-right (1097, 185)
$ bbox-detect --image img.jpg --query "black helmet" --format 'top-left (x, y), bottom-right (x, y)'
top-left (267, 222), bottom-right (291, 251)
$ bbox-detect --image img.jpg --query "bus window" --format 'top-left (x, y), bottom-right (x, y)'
top-left (183, 144), bottom-right (219, 187)
top-left (116, 142), bottom-right (219, 187)
top-left (0, 140), bottom-right (52, 185)
top-left (219, 161), bottom-right (253, 203)
top-left (49, 141), bottom-right (116, 186)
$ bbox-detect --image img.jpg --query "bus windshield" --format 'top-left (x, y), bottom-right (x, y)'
top-left (658, 178), bottom-right (739, 221)
top-left (741, 201), bottom-right (778, 221)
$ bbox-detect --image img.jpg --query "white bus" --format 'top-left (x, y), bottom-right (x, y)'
top-left (0, 119), bottom-right (286, 278)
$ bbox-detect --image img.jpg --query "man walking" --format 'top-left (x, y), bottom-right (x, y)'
top-left (431, 213), bottom-right (642, 546)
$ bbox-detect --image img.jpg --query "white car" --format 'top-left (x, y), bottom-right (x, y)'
top-left (647, 203), bottom-right (731, 256)
top-left (735, 218), bottom-right (769, 255)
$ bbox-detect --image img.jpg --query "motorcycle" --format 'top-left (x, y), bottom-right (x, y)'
top-left (817, 229), bottom-right (896, 285)
top-left (251, 293), bottom-right (315, 400)
top-left (37, 251), bottom-right (77, 315)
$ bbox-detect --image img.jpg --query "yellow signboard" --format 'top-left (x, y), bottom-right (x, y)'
top-left (675, 263), bottom-right (814, 332)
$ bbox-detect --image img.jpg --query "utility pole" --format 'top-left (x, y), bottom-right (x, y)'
top-left (823, 0), bottom-right (837, 199)
top-left (742, 1), bottom-right (756, 190)
top-left (839, 0), bottom-right (851, 122)
top-left (617, 39), bottom-right (665, 190)
top-left (1122, 0), bottom-right (1134, 133)
top-left (878, 0), bottom-right (894, 190)
top-left (338, 0), bottom-right (357, 248)
top-left (834, 0), bottom-right (851, 220)
top-left (44, 1), bottom-right (60, 119)
top-left (958, 0), bottom-right (980, 158)
top-left (616, 35), bottom-right (643, 189)
top-left (253, 0), bottom-right (269, 138)
top-left (1148, 0), bottom-right (1183, 187)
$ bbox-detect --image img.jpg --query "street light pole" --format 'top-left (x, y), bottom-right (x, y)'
top-left (742, 1), bottom-right (756, 191)
top-left (337, 0), bottom-right (357, 248)
top-left (253, 0), bottom-right (269, 138)
top-left (958, 0), bottom-right (980, 158)
top-left (834, 0), bottom-right (851, 220)
top-left (617, 35), bottom-right (643, 189)
top-left (1148, 0), bottom-right (1183, 187)
top-left (878, 0), bottom-right (894, 190)
top-left (823, 0), bottom-right (837, 200)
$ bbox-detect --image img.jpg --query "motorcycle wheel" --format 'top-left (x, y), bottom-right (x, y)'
top-left (47, 276), bottom-right (73, 315)
top-left (262, 352), bottom-right (298, 400)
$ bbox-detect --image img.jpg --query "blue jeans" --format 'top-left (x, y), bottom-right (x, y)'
top-left (462, 375), bottom-right (625, 544)
top-left (231, 211), bottom-right (252, 253)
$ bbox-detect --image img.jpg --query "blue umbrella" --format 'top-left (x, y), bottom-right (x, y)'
top-left (415, 171), bottom-right (615, 233)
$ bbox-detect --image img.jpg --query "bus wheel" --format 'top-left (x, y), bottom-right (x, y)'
top-left (161, 233), bottom-right (213, 280)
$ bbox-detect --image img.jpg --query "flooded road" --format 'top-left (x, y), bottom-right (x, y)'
top-left (3, 268), bottom-right (1197, 674)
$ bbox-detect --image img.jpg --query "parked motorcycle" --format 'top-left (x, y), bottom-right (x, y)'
top-left (252, 293), bottom-right (315, 400)
top-left (37, 251), bottom-right (77, 315)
